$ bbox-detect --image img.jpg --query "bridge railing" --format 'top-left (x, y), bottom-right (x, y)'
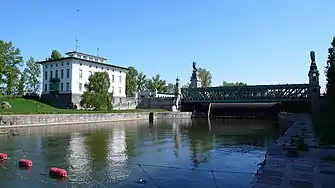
top-left (181, 84), bottom-right (311, 102)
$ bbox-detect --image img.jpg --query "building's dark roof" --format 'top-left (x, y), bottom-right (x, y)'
top-left (65, 51), bottom-right (107, 60)
top-left (36, 57), bottom-right (129, 71)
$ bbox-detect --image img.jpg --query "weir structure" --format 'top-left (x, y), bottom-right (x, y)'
top-left (180, 51), bottom-right (320, 118)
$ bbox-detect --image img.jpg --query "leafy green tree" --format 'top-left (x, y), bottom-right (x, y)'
top-left (4, 68), bottom-right (20, 95)
top-left (145, 74), bottom-right (168, 92)
top-left (167, 83), bottom-right (175, 93)
top-left (24, 57), bottom-right (41, 93)
top-left (198, 68), bottom-right (212, 87)
top-left (48, 50), bottom-right (63, 60)
top-left (325, 37), bottom-right (335, 107)
top-left (136, 72), bottom-right (147, 91)
top-left (221, 81), bottom-right (247, 87)
top-left (0, 40), bottom-right (23, 95)
top-left (18, 72), bottom-right (26, 95)
top-left (181, 84), bottom-right (190, 88)
top-left (126, 66), bottom-right (138, 97)
top-left (80, 72), bottom-right (112, 110)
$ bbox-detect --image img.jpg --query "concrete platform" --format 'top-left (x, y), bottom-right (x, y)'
top-left (252, 114), bottom-right (335, 188)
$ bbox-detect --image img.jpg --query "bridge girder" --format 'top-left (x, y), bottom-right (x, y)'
top-left (181, 84), bottom-right (311, 103)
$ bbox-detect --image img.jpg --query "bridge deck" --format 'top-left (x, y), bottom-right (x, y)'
top-left (181, 84), bottom-right (311, 103)
top-left (210, 102), bottom-right (279, 109)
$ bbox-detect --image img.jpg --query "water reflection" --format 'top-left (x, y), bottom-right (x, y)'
top-left (67, 133), bottom-right (91, 184)
top-left (105, 126), bottom-right (129, 182)
top-left (0, 119), bottom-right (278, 187)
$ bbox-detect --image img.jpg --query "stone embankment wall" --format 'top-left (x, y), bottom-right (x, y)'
top-left (136, 98), bottom-right (174, 111)
top-left (0, 112), bottom-right (192, 128)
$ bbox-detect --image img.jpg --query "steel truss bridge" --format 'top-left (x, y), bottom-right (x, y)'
top-left (181, 84), bottom-right (311, 103)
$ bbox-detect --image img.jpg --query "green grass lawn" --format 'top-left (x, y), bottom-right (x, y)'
top-left (0, 97), bottom-right (167, 115)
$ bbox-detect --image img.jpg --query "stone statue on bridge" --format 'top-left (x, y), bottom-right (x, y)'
top-left (310, 51), bottom-right (315, 63)
top-left (192, 61), bottom-right (197, 72)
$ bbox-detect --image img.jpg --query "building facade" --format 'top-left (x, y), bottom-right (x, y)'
top-left (37, 51), bottom-right (128, 109)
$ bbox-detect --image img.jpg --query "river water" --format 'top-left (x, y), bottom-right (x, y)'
top-left (0, 118), bottom-right (279, 188)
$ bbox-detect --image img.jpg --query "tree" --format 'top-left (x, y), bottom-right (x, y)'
top-left (137, 72), bottom-right (147, 91)
top-left (221, 81), bottom-right (247, 87)
top-left (167, 83), bottom-right (175, 93)
top-left (198, 68), bottom-right (212, 87)
top-left (80, 72), bottom-right (112, 110)
top-left (24, 57), bottom-right (41, 93)
top-left (325, 37), bottom-right (335, 107)
top-left (18, 72), bottom-right (26, 96)
top-left (145, 74), bottom-right (168, 92)
top-left (48, 50), bottom-right (63, 60)
top-left (125, 66), bottom-right (138, 97)
top-left (0, 40), bottom-right (23, 95)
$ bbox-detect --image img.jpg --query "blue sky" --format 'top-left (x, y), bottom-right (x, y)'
top-left (1, 0), bottom-right (335, 91)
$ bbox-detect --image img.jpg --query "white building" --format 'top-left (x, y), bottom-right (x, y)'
top-left (37, 51), bottom-right (129, 109)
top-left (136, 89), bottom-right (175, 99)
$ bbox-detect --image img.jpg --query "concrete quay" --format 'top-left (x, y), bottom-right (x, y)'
top-left (0, 112), bottom-right (192, 128)
top-left (252, 114), bottom-right (335, 188)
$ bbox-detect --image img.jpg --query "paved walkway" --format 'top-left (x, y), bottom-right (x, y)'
top-left (252, 114), bottom-right (335, 188)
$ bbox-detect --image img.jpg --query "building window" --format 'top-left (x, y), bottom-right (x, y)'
top-left (66, 82), bottom-right (70, 91)
top-left (61, 69), bottom-right (64, 79)
top-left (112, 75), bottom-right (114, 83)
top-left (119, 76), bottom-right (122, 84)
top-left (83, 56), bottom-right (87, 59)
top-left (60, 83), bottom-right (63, 91)
top-left (96, 66), bottom-right (98, 69)
top-left (45, 65), bottom-right (48, 68)
top-left (51, 64), bottom-right (53, 68)
top-left (119, 87), bottom-right (121, 94)
top-left (55, 70), bottom-right (58, 78)
top-left (67, 62), bottom-right (69, 65)
top-left (66, 69), bottom-right (70, 78)
top-left (89, 65), bottom-right (92, 68)
top-left (50, 71), bottom-right (53, 79)
top-left (89, 57), bottom-right (93, 60)
top-left (80, 63), bottom-right (82, 66)
top-left (77, 55), bottom-right (81, 58)
top-left (56, 63), bottom-right (58, 67)
top-left (44, 84), bottom-right (47, 92)
top-left (61, 63), bottom-right (63, 66)
top-left (79, 83), bottom-right (82, 91)
top-left (112, 86), bottom-right (114, 93)
top-left (79, 69), bottom-right (83, 78)
top-left (49, 83), bottom-right (52, 91)
top-left (44, 71), bottom-right (48, 80)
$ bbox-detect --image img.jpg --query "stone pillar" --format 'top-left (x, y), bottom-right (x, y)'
top-left (173, 76), bottom-right (181, 111)
top-left (190, 61), bottom-right (202, 88)
top-left (308, 51), bottom-right (320, 114)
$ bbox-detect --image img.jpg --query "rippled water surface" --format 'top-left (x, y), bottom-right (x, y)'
top-left (0, 119), bottom-right (279, 188)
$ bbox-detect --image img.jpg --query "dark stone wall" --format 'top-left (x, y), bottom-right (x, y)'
top-left (41, 93), bottom-right (74, 109)
top-left (181, 101), bottom-right (311, 119)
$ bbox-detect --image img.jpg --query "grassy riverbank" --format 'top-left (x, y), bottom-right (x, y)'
top-left (0, 97), bottom-right (167, 114)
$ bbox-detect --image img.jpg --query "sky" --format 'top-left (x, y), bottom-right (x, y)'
top-left (1, 0), bottom-right (335, 91)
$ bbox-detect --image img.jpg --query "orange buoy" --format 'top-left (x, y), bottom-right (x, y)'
top-left (0, 153), bottom-right (8, 160)
top-left (49, 167), bottom-right (68, 177)
top-left (19, 159), bottom-right (33, 167)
